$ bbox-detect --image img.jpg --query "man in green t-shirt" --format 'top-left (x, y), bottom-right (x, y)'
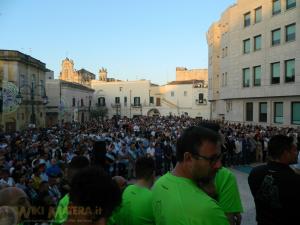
top-left (112, 156), bottom-right (155, 225)
top-left (197, 122), bottom-right (243, 225)
top-left (152, 126), bottom-right (229, 225)
top-left (214, 167), bottom-right (243, 225)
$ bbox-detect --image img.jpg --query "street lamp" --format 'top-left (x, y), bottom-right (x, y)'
top-left (16, 80), bottom-right (48, 126)
top-left (88, 95), bottom-right (92, 121)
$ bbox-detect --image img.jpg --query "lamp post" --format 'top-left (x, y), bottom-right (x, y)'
top-left (88, 95), bottom-right (92, 121)
top-left (0, 86), bottom-right (3, 132)
top-left (16, 80), bottom-right (48, 126)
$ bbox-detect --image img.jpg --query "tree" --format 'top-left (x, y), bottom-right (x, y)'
top-left (90, 106), bottom-right (108, 121)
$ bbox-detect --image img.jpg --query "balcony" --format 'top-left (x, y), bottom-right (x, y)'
top-left (96, 103), bottom-right (106, 107)
top-left (111, 103), bottom-right (121, 108)
top-left (131, 103), bottom-right (142, 108)
top-left (195, 99), bottom-right (207, 105)
top-left (193, 82), bottom-right (208, 88)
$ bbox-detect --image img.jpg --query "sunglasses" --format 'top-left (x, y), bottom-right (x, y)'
top-left (191, 152), bottom-right (223, 165)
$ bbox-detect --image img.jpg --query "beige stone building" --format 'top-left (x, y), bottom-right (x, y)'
top-left (0, 50), bottom-right (48, 132)
top-left (207, 0), bottom-right (300, 126)
top-left (45, 79), bottom-right (94, 126)
top-left (91, 68), bottom-right (210, 119)
top-left (59, 58), bottom-right (96, 87)
top-left (176, 67), bottom-right (208, 82)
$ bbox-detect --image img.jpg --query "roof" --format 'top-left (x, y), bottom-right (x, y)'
top-left (166, 79), bottom-right (205, 85)
top-left (60, 79), bottom-right (95, 92)
top-left (0, 49), bottom-right (47, 71)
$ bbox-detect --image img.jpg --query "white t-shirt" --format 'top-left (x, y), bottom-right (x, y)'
top-left (147, 147), bottom-right (155, 157)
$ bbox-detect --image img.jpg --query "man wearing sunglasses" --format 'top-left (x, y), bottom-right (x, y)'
top-left (198, 122), bottom-right (243, 225)
top-left (152, 126), bottom-right (229, 225)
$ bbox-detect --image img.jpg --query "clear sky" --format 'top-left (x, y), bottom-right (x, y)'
top-left (0, 0), bottom-right (235, 84)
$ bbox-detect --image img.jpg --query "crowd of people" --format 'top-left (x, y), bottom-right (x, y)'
top-left (0, 116), bottom-right (299, 225)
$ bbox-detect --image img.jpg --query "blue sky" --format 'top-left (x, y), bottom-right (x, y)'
top-left (0, 0), bottom-right (235, 84)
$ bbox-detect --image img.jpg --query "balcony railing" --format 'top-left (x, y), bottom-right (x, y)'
top-left (96, 103), bottom-right (106, 107)
top-left (195, 99), bottom-right (207, 105)
top-left (111, 103), bottom-right (121, 108)
top-left (131, 103), bottom-right (142, 108)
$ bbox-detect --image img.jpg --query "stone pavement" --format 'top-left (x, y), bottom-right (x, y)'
top-left (230, 165), bottom-right (259, 225)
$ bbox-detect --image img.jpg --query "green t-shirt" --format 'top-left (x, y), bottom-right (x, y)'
top-left (52, 194), bottom-right (70, 225)
top-left (112, 184), bottom-right (154, 225)
top-left (152, 172), bottom-right (229, 225)
top-left (214, 167), bottom-right (243, 213)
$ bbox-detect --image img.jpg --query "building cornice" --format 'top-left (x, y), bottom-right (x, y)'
top-left (0, 50), bottom-right (47, 71)
top-left (220, 95), bottom-right (300, 101)
top-left (60, 80), bottom-right (95, 92)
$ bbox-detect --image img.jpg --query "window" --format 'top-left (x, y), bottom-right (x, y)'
top-left (32, 74), bottom-right (36, 86)
top-left (271, 62), bottom-right (280, 84)
top-left (119, 87), bottom-right (123, 92)
top-left (272, 29), bottom-right (281, 45)
top-left (72, 98), bottom-right (76, 107)
top-left (243, 39), bottom-right (251, 54)
top-left (274, 102), bottom-right (283, 123)
top-left (156, 98), bottom-right (161, 106)
top-left (223, 47), bottom-right (228, 57)
top-left (244, 12), bottom-right (251, 27)
top-left (134, 97), bottom-right (140, 106)
top-left (20, 74), bottom-right (26, 86)
top-left (224, 72), bottom-right (228, 86)
top-left (285, 23), bottom-right (296, 42)
top-left (246, 102), bottom-right (253, 121)
top-left (286, 0), bottom-right (296, 10)
top-left (81, 99), bottom-right (84, 106)
top-left (98, 97), bottom-right (105, 106)
top-left (255, 7), bottom-right (262, 23)
top-left (40, 80), bottom-right (44, 95)
top-left (272, 0), bottom-right (281, 15)
top-left (243, 68), bottom-right (250, 87)
top-left (285, 59), bottom-right (295, 82)
top-left (259, 102), bottom-right (267, 122)
top-left (222, 73), bottom-right (225, 87)
top-left (291, 102), bottom-right (300, 124)
top-left (149, 96), bottom-right (154, 104)
top-left (226, 101), bottom-right (232, 112)
top-left (171, 91), bottom-right (174, 97)
top-left (253, 66), bottom-right (261, 86)
top-left (89, 99), bottom-right (91, 107)
top-left (198, 93), bottom-right (204, 103)
top-left (115, 97), bottom-right (120, 104)
top-left (124, 97), bottom-right (127, 106)
top-left (184, 91), bottom-right (187, 97)
top-left (254, 35), bottom-right (262, 51)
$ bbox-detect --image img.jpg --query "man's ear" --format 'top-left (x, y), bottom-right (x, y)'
top-left (183, 152), bottom-right (193, 162)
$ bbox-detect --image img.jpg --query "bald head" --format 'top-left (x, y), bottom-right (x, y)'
top-left (0, 187), bottom-right (30, 207)
top-left (0, 206), bottom-right (18, 225)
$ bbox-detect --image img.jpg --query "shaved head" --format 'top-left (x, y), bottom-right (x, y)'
top-left (0, 206), bottom-right (18, 225)
top-left (0, 187), bottom-right (30, 207)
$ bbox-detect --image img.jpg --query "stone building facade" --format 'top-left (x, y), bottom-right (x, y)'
top-left (45, 79), bottom-right (94, 126)
top-left (59, 58), bottom-right (96, 87)
top-left (176, 67), bottom-right (208, 82)
top-left (91, 68), bottom-right (210, 119)
top-left (207, 0), bottom-right (300, 126)
top-left (0, 50), bottom-right (48, 132)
